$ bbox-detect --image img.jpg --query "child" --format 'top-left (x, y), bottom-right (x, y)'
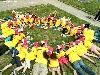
top-left (23, 42), bottom-right (39, 74)
top-left (11, 43), bottom-right (28, 75)
top-left (71, 42), bottom-right (98, 65)
top-left (56, 45), bottom-right (77, 75)
top-left (31, 40), bottom-right (48, 75)
top-left (82, 24), bottom-right (100, 56)
top-left (65, 43), bottom-right (96, 75)
top-left (48, 53), bottom-right (61, 75)
top-left (0, 47), bottom-right (22, 75)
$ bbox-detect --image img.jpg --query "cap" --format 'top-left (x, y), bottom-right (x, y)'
top-left (57, 44), bottom-right (65, 50)
top-left (48, 47), bottom-right (53, 51)
top-left (69, 42), bottom-right (76, 46)
top-left (33, 42), bottom-right (39, 46)
top-left (47, 47), bottom-right (53, 56)
top-left (41, 40), bottom-right (48, 44)
top-left (75, 40), bottom-right (80, 45)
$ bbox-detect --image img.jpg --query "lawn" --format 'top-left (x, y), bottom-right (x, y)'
top-left (0, 4), bottom-right (100, 75)
top-left (59, 0), bottom-right (100, 15)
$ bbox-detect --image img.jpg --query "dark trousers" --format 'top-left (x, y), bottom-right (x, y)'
top-left (72, 60), bottom-right (96, 75)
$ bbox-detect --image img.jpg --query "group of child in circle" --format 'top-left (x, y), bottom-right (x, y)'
top-left (0, 10), bottom-right (100, 75)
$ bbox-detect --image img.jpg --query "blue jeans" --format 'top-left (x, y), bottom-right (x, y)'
top-left (72, 60), bottom-right (96, 75)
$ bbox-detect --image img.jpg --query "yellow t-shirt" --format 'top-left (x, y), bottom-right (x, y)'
top-left (12, 40), bottom-right (19, 47)
top-left (74, 43), bottom-right (88, 56)
top-left (17, 46), bottom-right (28, 60)
top-left (1, 21), bottom-right (8, 29)
top-left (49, 58), bottom-right (59, 67)
top-left (56, 50), bottom-right (65, 58)
top-left (55, 19), bottom-right (61, 27)
top-left (16, 44), bottom-right (22, 52)
top-left (49, 20), bottom-right (53, 26)
top-left (41, 18), bottom-right (45, 24)
top-left (29, 18), bottom-right (33, 23)
top-left (70, 27), bottom-right (77, 36)
top-left (20, 33), bottom-right (25, 39)
top-left (84, 40), bottom-right (92, 49)
top-left (2, 28), bottom-right (7, 34)
top-left (2, 27), bottom-right (15, 38)
top-left (61, 21), bottom-right (66, 28)
top-left (65, 25), bottom-right (70, 34)
top-left (24, 17), bottom-right (28, 23)
top-left (66, 48), bottom-right (81, 63)
top-left (83, 28), bottom-right (94, 41)
top-left (25, 47), bottom-right (37, 61)
top-left (4, 41), bottom-right (13, 47)
top-left (35, 47), bottom-right (48, 65)
top-left (11, 35), bottom-right (21, 47)
top-left (13, 35), bottom-right (21, 41)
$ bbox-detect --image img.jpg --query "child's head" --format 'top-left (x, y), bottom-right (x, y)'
top-left (84, 24), bottom-right (90, 28)
top-left (43, 51), bottom-right (49, 59)
top-left (47, 46), bottom-right (54, 56)
top-left (41, 40), bottom-right (48, 47)
top-left (57, 44), bottom-right (65, 50)
top-left (50, 53), bottom-right (57, 59)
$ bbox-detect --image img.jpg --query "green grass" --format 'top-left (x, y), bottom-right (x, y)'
top-left (0, 4), bottom-right (88, 25)
top-left (0, 4), bottom-right (100, 75)
top-left (59, 0), bottom-right (100, 15)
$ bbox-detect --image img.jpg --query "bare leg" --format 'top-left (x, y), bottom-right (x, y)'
top-left (4, 50), bottom-right (10, 54)
top-left (52, 71), bottom-right (55, 75)
top-left (92, 49), bottom-right (100, 56)
top-left (57, 70), bottom-right (61, 75)
top-left (82, 55), bottom-right (95, 64)
top-left (65, 63), bottom-right (74, 71)
top-left (23, 66), bottom-right (27, 73)
top-left (73, 70), bottom-right (78, 75)
top-left (96, 46), bottom-right (100, 52)
top-left (91, 46), bottom-right (100, 56)
top-left (2, 63), bottom-right (12, 72)
top-left (14, 66), bottom-right (24, 71)
top-left (57, 71), bottom-right (61, 75)
top-left (85, 53), bottom-right (98, 58)
top-left (65, 63), bottom-right (77, 75)
top-left (60, 64), bottom-right (65, 75)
